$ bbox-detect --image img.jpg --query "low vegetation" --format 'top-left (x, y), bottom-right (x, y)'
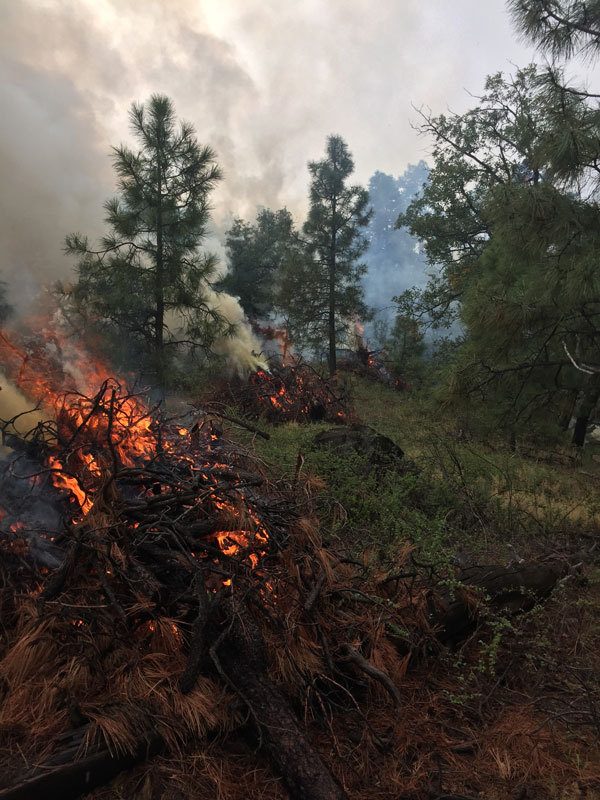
top-left (223, 373), bottom-right (600, 798)
top-left (239, 375), bottom-right (600, 562)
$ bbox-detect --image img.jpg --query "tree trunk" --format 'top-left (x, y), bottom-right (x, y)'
top-left (213, 613), bottom-right (348, 800)
top-left (328, 204), bottom-right (337, 378)
top-left (328, 255), bottom-right (336, 377)
top-left (558, 388), bottom-right (579, 431)
top-left (155, 145), bottom-right (165, 389)
top-left (572, 373), bottom-right (600, 446)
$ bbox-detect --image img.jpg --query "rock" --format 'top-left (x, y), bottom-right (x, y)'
top-left (313, 424), bottom-right (405, 467)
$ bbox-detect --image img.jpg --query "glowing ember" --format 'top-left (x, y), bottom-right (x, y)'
top-left (243, 361), bottom-right (351, 424)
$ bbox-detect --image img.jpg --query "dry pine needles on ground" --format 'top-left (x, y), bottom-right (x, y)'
top-left (0, 378), bottom-right (599, 799)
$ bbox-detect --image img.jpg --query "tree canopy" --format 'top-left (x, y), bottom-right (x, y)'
top-left (219, 208), bottom-right (298, 320)
top-left (220, 136), bottom-right (372, 369)
top-left (509, 0), bottom-right (600, 59)
top-left (398, 56), bottom-right (600, 440)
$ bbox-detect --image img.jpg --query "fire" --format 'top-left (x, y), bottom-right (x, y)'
top-left (0, 316), bottom-right (270, 573)
top-left (250, 322), bottom-right (291, 365)
top-left (211, 497), bottom-right (269, 567)
top-left (244, 361), bottom-right (350, 424)
top-left (47, 455), bottom-right (93, 515)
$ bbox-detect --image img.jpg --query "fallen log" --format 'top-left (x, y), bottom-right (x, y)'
top-left (212, 611), bottom-right (348, 800)
top-left (433, 561), bottom-right (566, 645)
top-left (0, 736), bottom-right (163, 800)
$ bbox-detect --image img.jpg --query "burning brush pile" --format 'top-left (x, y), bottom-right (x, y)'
top-left (231, 357), bottom-right (354, 425)
top-left (352, 345), bottom-right (407, 391)
top-left (335, 319), bottom-right (408, 391)
top-left (0, 325), bottom-right (597, 799)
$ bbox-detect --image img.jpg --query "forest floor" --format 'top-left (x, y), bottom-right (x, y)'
top-left (245, 374), bottom-right (600, 564)
top-left (7, 374), bottom-right (598, 800)
top-left (224, 374), bottom-right (600, 799)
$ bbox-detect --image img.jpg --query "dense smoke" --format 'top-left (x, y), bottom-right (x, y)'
top-left (165, 291), bottom-right (267, 376)
top-left (0, 0), bottom-right (535, 303)
top-left (207, 289), bottom-right (268, 375)
top-left (0, 1), bottom-right (539, 374)
top-left (362, 162), bottom-right (431, 334)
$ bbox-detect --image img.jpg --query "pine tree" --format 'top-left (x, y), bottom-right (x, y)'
top-left (65, 95), bottom-right (226, 388)
top-left (508, 0), bottom-right (600, 60)
top-left (398, 67), bottom-right (548, 330)
top-left (398, 65), bottom-right (600, 439)
top-left (386, 288), bottom-right (427, 384)
top-left (219, 208), bottom-right (298, 319)
top-left (506, 0), bottom-right (600, 443)
top-left (301, 135), bottom-right (372, 375)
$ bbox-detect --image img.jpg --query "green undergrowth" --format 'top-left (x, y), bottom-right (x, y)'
top-left (227, 375), bottom-right (600, 564)
top-left (256, 423), bottom-right (462, 560)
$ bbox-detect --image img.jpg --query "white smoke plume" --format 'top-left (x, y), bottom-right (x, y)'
top-left (0, 372), bottom-right (45, 442)
top-left (165, 289), bottom-right (267, 377)
top-left (207, 288), bottom-right (268, 375)
top-left (0, 0), bottom-right (542, 383)
top-left (0, 0), bottom-right (537, 313)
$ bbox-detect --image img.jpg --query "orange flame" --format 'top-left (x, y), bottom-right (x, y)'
top-left (0, 317), bottom-right (270, 572)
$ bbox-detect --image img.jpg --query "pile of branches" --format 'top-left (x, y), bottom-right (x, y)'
top-left (338, 346), bottom-right (408, 391)
top-left (0, 383), bottom-right (593, 800)
top-left (229, 359), bottom-right (355, 425)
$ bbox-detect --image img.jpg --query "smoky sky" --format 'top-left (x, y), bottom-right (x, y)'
top-left (0, 0), bottom-right (540, 305)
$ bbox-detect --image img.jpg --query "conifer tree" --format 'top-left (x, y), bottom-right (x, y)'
top-left (65, 95), bottom-right (226, 387)
top-left (399, 65), bottom-right (600, 440)
top-left (300, 135), bottom-right (372, 375)
top-left (506, 0), bottom-right (600, 443)
top-left (219, 208), bottom-right (298, 319)
top-left (509, 0), bottom-right (600, 60)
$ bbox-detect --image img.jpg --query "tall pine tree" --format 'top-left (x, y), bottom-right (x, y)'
top-left (301, 135), bottom-right (372, 375)
top-left (399, 65), bottom-right (600, 440)
top-left (65, 95), bottom-right (227, 387)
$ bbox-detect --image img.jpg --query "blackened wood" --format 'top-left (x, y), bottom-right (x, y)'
top-left (214, 613), bottom-right (348, 800)
top-left (179, 579), bottom-right (211, 694)
top-left (0, 736), bottom-right (162, 800)
top-left (435, 562), bottom-right (565, 644)
top-left (40, 540), bottom-right (81, 602)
